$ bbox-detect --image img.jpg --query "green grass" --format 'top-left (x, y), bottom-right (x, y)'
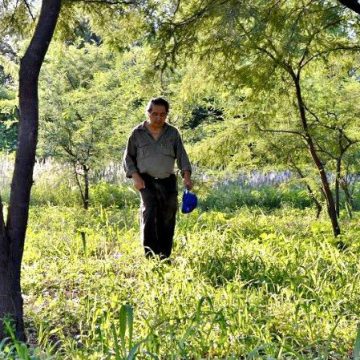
top-left (200, 182), bottom-right (360, 213)
top-left (12, 202), bottom-right (359, 359)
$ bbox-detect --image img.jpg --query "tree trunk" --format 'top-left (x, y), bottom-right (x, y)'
top-left (83, 165), bottom-right (90, 210)
top-left (340, 177), bottom-right (353, 219)
top-left (0, 0), bottom-right (62, 341)
top-left (338, 0), bottom-right (360, 15)
top-left (335, 158), bottom-right (341, 218)
top-left (292, 73), bottom-right (340, 237)
top-left (0, 197), bottom-right (14, 340)
top-left (292, 165), bottom-right (322, 219)
top-left (0, 197), bottom-right (8, 271)
top-left (73, 164), bottom-right (90, 210)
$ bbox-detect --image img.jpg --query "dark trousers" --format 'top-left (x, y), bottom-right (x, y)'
top-left (139, 174), bottom-right (178, 258)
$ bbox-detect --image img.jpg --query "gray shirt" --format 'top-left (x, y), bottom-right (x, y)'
top-left (123, 121), bottom-right (192, 179)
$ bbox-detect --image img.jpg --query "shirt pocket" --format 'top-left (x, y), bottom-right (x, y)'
top-left (137, 143), bottom-right (152, 159)
top-left (160, 139), bottom-right (175, 158)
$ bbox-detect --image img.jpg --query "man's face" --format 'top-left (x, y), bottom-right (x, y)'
top-left (147, 105), bottom-right (168, 129)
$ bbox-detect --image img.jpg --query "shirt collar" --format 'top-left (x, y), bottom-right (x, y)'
top-left (139, 121), bottom-right (169, 131)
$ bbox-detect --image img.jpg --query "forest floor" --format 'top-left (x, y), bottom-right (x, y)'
top-left (8, 197), bottom-right (359, 359)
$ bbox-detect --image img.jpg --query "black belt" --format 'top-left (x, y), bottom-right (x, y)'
top-left (141, 173), bottom-right (175, 181)
top-left (140, 174), bottom-right (177, 187)
top-left (140, 173), bottom-right (177, 193)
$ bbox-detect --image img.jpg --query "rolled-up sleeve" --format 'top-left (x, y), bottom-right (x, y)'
top-left (175, 131), bottom-right (192, 177)
top-left (123, 133), bottom-right (138, 178)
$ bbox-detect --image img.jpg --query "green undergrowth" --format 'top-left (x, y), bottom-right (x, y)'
top-left (16, 204), bottom-right (360, 359)
top-left (21, 178), bottom-right (360, 213)
top-left (200, 182), bottom-right (360, 213)
top-left (29, 182), bottom-right (139, 209)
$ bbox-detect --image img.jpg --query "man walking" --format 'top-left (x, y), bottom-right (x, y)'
top-left (123, 97), bottom-right (192, 258)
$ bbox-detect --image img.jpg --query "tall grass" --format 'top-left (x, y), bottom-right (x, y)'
top-left (1, 158), bottom-right (360, 357)
top-left (200, 184), bottom-right (313, 211)
top-left (17, 204), bottom-right (360, 359)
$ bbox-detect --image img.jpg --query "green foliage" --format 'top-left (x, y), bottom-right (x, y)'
top-left (30, 177), bottom-right (138, 209)
top-left (90, 182), bottom-right (138, 209)
top-left (37, 40), bottom-right (164, 207)
top-left (183, 45), bottom-right (360, 177)
top-left (144, 1), bottom-right (360, 224)
top-left (2, 3), bottom-right (360, 356)
top-left (0, 66), bottom-right (18, 152)
top-left (200, 184), bottom-right (313, 212)
top-left (20, 202), bottom-right (360, 358)
top-left (354, 325), bottom-right (360, 360)
top-left (0, 0), bottom-right (36, 39)
top-left (184, 102), bottom-right (223, 130)
top-left (0, 109), bottom-right (18, 152)
top-left (0, 318), bottom-right (43, 359)
top-left (39, 42), bottom-right (119, 165)
top-left (38, 40), bottom-right (163, 162)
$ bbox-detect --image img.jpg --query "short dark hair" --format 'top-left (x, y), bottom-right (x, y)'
top-left (146, 97), bottom-right (169, 114)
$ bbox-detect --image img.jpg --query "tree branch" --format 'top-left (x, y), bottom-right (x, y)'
top-left (306, 106), bottom-right (359, 148)
top-left (298, 16), bottom-right (343, 69)
top-left (256, 123), bottom-right (306, 139)
top-left (173, 0), bottom-right (181, 16)
top-left (22, 0), bottom-right (35, 21)
top-left (313, 138), bottom-right (335, 159)
top-left (63, 145), bottom-right (76, 159)
top-left (73, 163), bottom-right (86, 205)
top-left (68, 0), bottom-right (136, 5)
top-left (9, 0), bottom-right (21, 25)
top-left (301, 45), bottom-right (360, 68)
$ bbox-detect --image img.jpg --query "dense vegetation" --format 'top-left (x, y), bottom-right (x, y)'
top-left (1, 0), bottom-right (360, 358)
top-left (0, 161), bottom-right (359, 358)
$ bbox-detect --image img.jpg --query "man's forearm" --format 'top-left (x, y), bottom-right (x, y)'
top-left (132, 172), bottom-right (145, 190)
top-left (183, 170), bottom-right (191, 180)
top-left (183, 170), bottom-right (193, 190)
top-left (132, 172), bottom-right (142, 181)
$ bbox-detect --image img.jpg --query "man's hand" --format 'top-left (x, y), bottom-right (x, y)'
top-left (132, 172), bottom-right (145, 191)
top-left (183, 171), bottom-right (193, 190)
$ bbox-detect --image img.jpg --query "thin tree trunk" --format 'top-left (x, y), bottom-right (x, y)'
top-left (79, 165), bottom-right (90, 253)
top-left (74, 165), bottom-right (90, 210)
top-left (292, 165), bottom-right (322, 219)
top-left (291, 72), bottom-right (340, 237)
top-left (335, 158), bottom-right (341, 218)
top-left (340, 177), bottom-right (353, 219)
top-left (74, 165), bottom-right (86, 208)
top-left (83, 165), bottom-right (89, 210)
top-left (0, 0), bottom-right (62, 341)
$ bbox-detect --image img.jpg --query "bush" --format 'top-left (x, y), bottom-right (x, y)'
top-left (30, 181), bottom-right (139, 209)
top-left (91, 181), bottom-right (139, 208)
top-left (200, 184), bottom-right (313, 211)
